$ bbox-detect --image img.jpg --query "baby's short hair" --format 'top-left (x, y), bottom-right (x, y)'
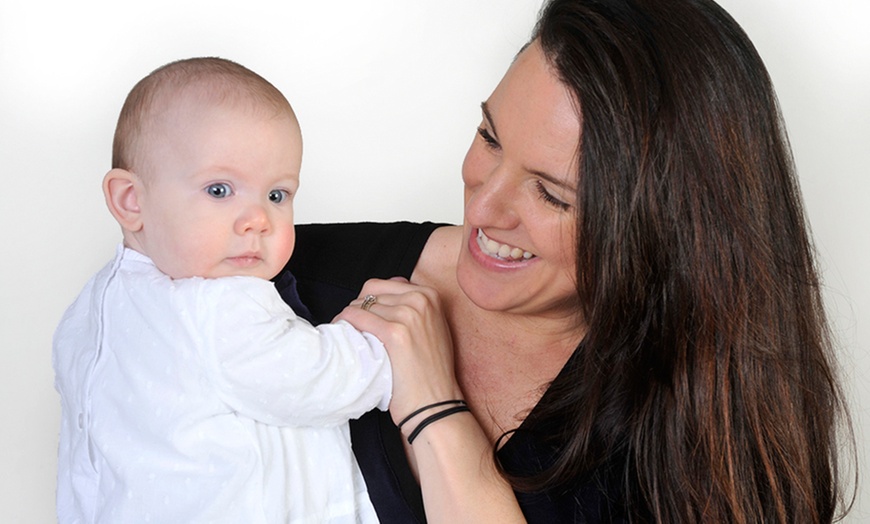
top-left (112, 57), bottom-right (294, 172)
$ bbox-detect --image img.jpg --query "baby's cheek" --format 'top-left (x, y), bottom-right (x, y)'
top-left (274, 226), bottom-right (296, 266)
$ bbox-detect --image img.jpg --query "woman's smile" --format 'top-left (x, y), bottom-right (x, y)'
top-left (476, 229), bottom-right (535, 261)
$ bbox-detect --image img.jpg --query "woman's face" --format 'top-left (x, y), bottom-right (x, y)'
top-left (457, 40), bottom-right (583, 324)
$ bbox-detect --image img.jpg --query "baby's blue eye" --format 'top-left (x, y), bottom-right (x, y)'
top-left (206, 183), bottom-right (233, 199)
top-left (269, 189), bottom-right (289, 204)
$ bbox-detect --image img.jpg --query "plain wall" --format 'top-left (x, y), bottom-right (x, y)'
top-left (1, 0), bottom-right (866, 521)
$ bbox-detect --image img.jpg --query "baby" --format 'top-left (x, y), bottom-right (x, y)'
top-left (53, 57), bottom-right (390, 523)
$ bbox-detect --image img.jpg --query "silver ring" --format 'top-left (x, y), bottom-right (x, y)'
top-left (361, 294), bottom-right (378, 311)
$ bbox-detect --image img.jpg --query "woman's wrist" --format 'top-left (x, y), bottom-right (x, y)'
top-left (405, 406), bottom-right (527, 523)
top-left (397, 399), bottom-right (470, 443)
top-left (406, 404), bottom-right (471, 444)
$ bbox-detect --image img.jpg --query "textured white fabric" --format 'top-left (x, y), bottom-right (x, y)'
top-left (53, 245), bottom-right (391, 523)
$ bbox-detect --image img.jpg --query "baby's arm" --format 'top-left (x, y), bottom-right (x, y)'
top-left (181, 276), bottom-right (391, 427)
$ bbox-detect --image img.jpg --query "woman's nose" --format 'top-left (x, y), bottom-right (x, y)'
top-left (234, 204), bottom-right (271, 235)
top-left (463, 163), bottom-right (518, 227)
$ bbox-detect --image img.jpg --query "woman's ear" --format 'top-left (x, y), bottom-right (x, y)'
top-left (103, 168), bottom-right (144, 232)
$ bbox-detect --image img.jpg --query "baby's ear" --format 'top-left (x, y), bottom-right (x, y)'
top-left (103, 168), bottom-right (143, 232)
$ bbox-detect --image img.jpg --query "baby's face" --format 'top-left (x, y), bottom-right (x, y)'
top-left (133, 97), bottom-right (302, 280)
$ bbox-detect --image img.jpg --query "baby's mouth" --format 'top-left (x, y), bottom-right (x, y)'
top-left (477, 229), bottom-right (535, 260)
top-left (227, 253), bottom-right (262, 266)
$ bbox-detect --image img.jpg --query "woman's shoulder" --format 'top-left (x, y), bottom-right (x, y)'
top-left (286, 221), bottom-right (450, 323)
top-left (409, 224), bottom-right (462, 288)
top-left (295, 221), bottom-right (445, 246)
top-left (292, 221), bottom-right (447, 281)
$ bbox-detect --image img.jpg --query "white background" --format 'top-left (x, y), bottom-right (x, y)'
top-left (1, 1), bottom-right (867, 521)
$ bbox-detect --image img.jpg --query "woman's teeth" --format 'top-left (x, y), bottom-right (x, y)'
top-left (477, 230), bottom-right (534, 260)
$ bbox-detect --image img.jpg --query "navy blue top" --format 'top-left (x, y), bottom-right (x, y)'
top-left (277, 222), bottom-right (628, 523)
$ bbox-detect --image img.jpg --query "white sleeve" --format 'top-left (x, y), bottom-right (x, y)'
top-left (178, 276), bottom-right (392, 428)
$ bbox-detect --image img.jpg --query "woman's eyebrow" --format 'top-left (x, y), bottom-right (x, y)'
top-left (531, 168), bottom-right (576, 192)
top-left (481, 101), bottom-right (576, 192)
top-left (480, 101), bottom-right (499, 138)
top-left (481, 102), bottom-right (577, 192)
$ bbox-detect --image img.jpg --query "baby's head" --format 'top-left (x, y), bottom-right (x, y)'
top-left (103, 57), bottom-right (302, 280)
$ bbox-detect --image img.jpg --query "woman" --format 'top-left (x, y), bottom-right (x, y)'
top-left (279, 0), bottom-right (854, 521)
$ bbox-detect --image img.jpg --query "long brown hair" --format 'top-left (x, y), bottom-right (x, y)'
top-left (512, 0), bottom-right (855, 521)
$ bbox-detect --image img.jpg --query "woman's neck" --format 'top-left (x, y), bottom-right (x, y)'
top-left (412, 225), bottom-right (583, 442)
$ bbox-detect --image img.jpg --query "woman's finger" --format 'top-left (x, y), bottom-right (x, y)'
top-left (335, 279), bottom-right (464, 425)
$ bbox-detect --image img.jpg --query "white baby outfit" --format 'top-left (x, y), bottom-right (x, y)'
top-left (53, 246), bottom-right (391, 523)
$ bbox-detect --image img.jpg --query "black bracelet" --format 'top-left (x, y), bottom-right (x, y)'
top-left (406, 405), bottom-right (471, 445)
top-left (396, 399), bottom-right (467, 431)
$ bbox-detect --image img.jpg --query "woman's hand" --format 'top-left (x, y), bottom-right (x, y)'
top-left (335, 277), bottom-right (464, 430)
top-left (338, 277), bottom-right (526, 523)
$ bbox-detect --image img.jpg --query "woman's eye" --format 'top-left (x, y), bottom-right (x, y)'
top-left (205, 183), bottom-right (233, 199)
top-left (268, 189), bottom-right (290, 204)
top-left (476, 126), bottom-right (501, 150)
top-left (536, 181), bottom-right (570, 211)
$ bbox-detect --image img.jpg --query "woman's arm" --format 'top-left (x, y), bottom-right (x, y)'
top-left (402, 406), bottom-right (525, 523)
top-left (337, 278), bottom-right (526, 523)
